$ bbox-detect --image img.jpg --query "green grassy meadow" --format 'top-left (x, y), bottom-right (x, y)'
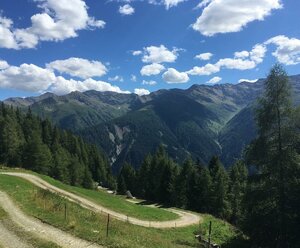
top-left (0, 171), bottom-right (246, 248)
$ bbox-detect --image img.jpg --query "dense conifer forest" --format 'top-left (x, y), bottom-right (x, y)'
top-left (0, 104), bottom-right (116, 189)
top-left (117, 65), bottom-right (300, 247)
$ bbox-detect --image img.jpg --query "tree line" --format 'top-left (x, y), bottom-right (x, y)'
top-left (0, 105), bottom-right (116, 189)
top-left (117, 64), bottom-right (300, 247)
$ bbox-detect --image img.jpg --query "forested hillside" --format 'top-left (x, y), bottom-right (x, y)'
top-left (117, 65), bottom-right (300, 247)
top-left (0, 103), bottom-right (115, 189)
top-left (4, 75), bottom-right (300, 171)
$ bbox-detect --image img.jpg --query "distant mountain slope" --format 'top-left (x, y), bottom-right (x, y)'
top-left (4, 75), bottom-right (300, 170)
top-left (5, 91), bottom-right (141, 131)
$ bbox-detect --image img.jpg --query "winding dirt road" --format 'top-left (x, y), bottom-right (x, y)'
top-left (0, 172), bottom-right (201, 228)
top-left (0, 191), bottom-right (102, 248)
top-left (0, 222), bottom-right (32, 248)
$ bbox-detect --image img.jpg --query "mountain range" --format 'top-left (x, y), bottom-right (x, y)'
top-left (4, 75), bottom-right (300, 172)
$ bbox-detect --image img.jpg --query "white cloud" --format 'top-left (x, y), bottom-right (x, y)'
top-left (187, 63), bottom-right (220, 76)
top-left (50, 78), bottom-right (129, 95)
top-left (195, 52), bottom-right (213, 60)
top-left (108, 75), bottom-right (124, 82)
top-left (206, 76), bottom-right (222, 84)
top-left (250, 44), bottom-right (267, 63)
top-left (0, 61), bottom-right (129, 95)
top-left (187, 43), bottom-right (266, 76)
top-left (47, 58), bottom-right (107, 79)
top-left (131, 74), bottom-right (137, 82)
top-left (162, 68), bottom-right (189, 83)
top-left (142, 80), bottom-right (157, 85)
top-left (163, 0), bottom-right (186, 9)
top-left (0, 0), bottom-right (105, 49)
top-left (140, 63), bottom-right (165, 76)
top-left (0, 17), bottom-right (18, 49)
top-left (193, 0), bottom-right (282, 36)
top-left (265, 35), bottom-right (300, 65)
top-left (134, 88), bottom-right (150, 96)
top-left (0, 63), bottom-right (56, 92)
top-left (119, 4), bottom-right (135, 15)
top-left (234, 51), bottom-right (249, 59)
top-left (216, 58), bottom-right (256, 70)
top-left (132, 50), bottom-right (142, 56)
top-left (0, 60), bottom-right (9, 70)
top-left (238, 78), bottom-right (258, 83)
top-left (142, 45), bottom-right (179, 63)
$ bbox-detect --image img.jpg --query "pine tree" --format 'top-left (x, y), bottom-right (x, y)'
top-left (117, 174), bottom-right (127, 195)
top-left (228, 160), bottom-right (248, 225)
top-left (175, 158), bottom-right (194, 208)
top-left (245, 64), bottom-right (300, 247)
top-left (209, 156), bottom-right (230, 219)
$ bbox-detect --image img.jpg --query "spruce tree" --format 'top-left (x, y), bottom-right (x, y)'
top-left (228, 160), bottom-right (248, 225)
top-left (245, 64), bottom-right (300, 247)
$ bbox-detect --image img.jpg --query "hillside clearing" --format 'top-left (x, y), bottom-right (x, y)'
top-left (0, 172), bottom-right (245, 248)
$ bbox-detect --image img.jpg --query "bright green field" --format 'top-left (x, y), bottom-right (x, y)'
top-left (0, 172), bottom-right (246, 248)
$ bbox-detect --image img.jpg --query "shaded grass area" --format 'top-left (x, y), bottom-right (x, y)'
top-left (0, 167), bottom-right (178, 222)
top-left (0, 173), bottom-right (245, 248)
top-left (0, 205), bottom-right (60, 248)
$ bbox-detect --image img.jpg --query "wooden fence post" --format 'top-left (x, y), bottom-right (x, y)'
top-left (64, 202), bottom-right (67, 221)
top-left (106, 214), bottom-right (110, 237)
top-left (208, 221), bottom-right (212, 248)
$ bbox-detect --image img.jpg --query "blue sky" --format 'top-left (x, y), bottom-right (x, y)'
top-left (0, 0), bottom-right (300, 100)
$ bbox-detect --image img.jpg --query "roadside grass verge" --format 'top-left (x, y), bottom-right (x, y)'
top-left (0, 205), bottom-right (60, 248)
top-left (0, 167), bottom-right (177, 222)
top-left (0, 173), bottom-right (245, 248)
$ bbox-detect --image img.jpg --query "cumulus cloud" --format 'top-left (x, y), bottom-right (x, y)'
top-left (187, 63), bottom-right (220, 76)
top-left (162, 68), bottom-right (189, 83)
top-left (50, 78), bottom-right (129, 95)
top-left (119, 4), bottom-right (135, 15)
top-left (142, 80), bottom-right (157, 85)
top-left (0, 60), bottom-right (9, 70)
top-left (47, 58), bottom-right (108, 79)
top-left (0, 60), bottom-right (129, 95)
top-left (0, 63), bottom-right (56, 92)
top-left (0, 0), bottom-right (105, 49)
top-left (238, 78), bottom-right (258, 83)
top-left (140, 63), bottom-right (165, 76)
top-left (195, 52), bottom-right (213, 60)
top-left (142, 45), bottom-right (179, 63)
top-left (187, 43), bottom-right (266, 76)
top-left (265, 35), bottom-right (300, 65)
top-left (134, 88), bottom-right (150, 96)
top-left (234, 51), bottom-right (249, 59)
top-left (132, 50), bottom-right (142, 56)
top-left (206, 76), bottom-right (222, 85)
top-left (193, 0), bottom-right (282, 36)
top-left (108, 75), bottom-right (124, 82)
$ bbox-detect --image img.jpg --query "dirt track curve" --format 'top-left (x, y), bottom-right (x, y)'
top-left (0, 191), bottom-right (102, 248)
top-left (0, 222), bottom-right (32, 248)
top-left (1, 172), bottom-right (201, 228)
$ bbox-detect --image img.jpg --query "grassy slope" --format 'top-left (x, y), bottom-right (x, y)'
top-left (0, 172), bottom-right (244, 248)
top-left (39, 174), bottom-right (178, 221)
top-left (0, 168), bottom-right (177, 221)
top-left (0, 205), bottom-right (60, 248)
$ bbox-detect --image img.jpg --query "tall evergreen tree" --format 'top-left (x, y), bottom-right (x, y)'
top-left (228, 160), bottom-right (248, 225)
top-left (209, 156), bottom-right (230, 219)
top-left (245, 64), bottom-right (300, 247)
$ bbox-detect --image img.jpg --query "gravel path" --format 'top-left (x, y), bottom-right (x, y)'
top-left (0, 190), bottom-right (102, 248)
top-left (1, 172), bottom-right (202, 228)
top-left (0, 222), bottom-right (32, 248)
